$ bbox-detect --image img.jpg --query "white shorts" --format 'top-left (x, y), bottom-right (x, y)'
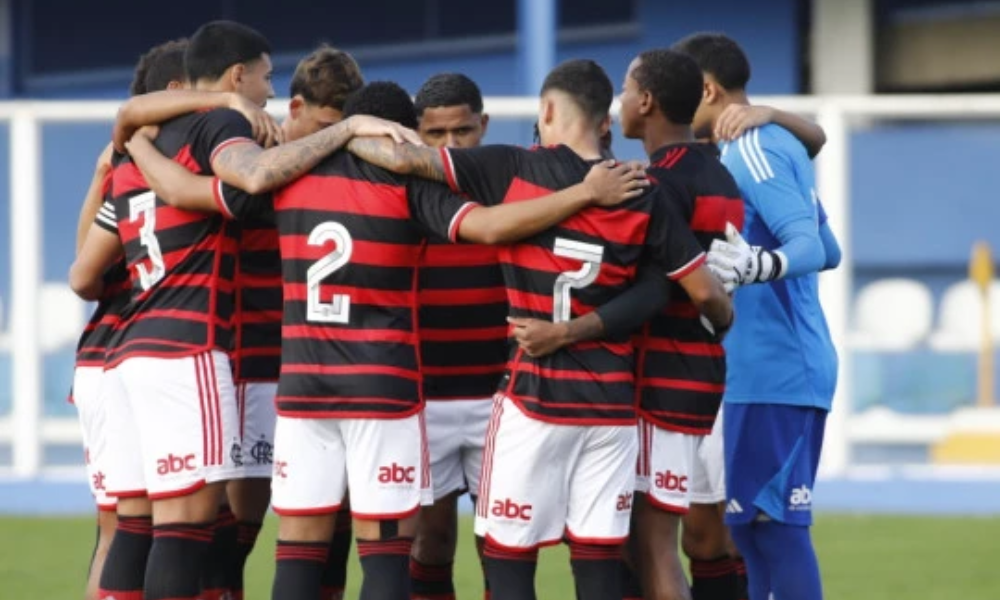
top-left (691, 408), bottom-right (725, 505)
top-left (474, 395), bottom-right (637, 550)
top-left (636, 413), bottom-right (727, 513)
top-left (425, 398), bottom-right (492, 501)
top-left (271, 413), bottom-right (432, 519)
top-left (72, 366), bottom-right (116, 511)
top-left (235, 381), bottom-right (278, 479)
top-left (103, 350), bottom-right (241, 500)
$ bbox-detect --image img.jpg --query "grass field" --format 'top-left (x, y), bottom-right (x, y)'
top-left (2, 514), bottom-right (999, 599)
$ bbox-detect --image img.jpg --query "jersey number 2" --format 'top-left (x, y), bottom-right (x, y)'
top-left (552, 237), bottom-right (603, 323)
top-left (306, 221), bottom-right (353, 323)
top-left (128, 191), bottom-right (166, 291)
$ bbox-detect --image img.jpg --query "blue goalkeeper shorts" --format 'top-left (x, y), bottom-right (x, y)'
top-left (723, 403), bottom-right (827, 526)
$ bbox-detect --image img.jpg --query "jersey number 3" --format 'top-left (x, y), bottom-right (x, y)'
top-left (129, 191), bottom-right (166, 291)
top-left (306, 221), bottom-right (353, 323)
top-left (552, 237), bottom-right (603, 323)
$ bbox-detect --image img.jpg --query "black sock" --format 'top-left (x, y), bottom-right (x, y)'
top-left (271, 540), bottom-right (329, 600)
top-left (482, 538), bottom-right (537, 600)
top-left (321, 508), bottom-right (353, 600)
top-left (98, 515), bottom-right (152, 600)
top-left (201, 506), bottom-right (238, 599)
top-left (620, 557), bottom-right (643, 600)
top-left (231, 520), bottom-right (263, 599)
top-left (144, 522), bottom-right (214, 600)
top-left (410, 558), bottom-right (455, 599)
top-left (357, 537), bottom-right (413, 600)
top-left (691, 556), bottom-right (739, 600)
top-left (734, 557), bottom-right (748, 600)
top-left (569, 541), bottom-right (622, 600)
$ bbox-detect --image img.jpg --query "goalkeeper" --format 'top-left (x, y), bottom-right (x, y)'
top-left (675, 33), bottom-right (842, 600)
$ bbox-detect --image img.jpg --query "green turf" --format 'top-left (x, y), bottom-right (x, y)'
top-left (2, 514), bottom-right (998, 599)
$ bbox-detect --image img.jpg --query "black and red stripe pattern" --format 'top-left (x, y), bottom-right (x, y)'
top-left (272, 152), bottom-right (473, 418)
top-left (443, 144), bottom-right (706, 425)
top-left (418, 241), bottom-right (508, 400)
top-left (97, 109), bottom-right (254, 367)
top-left (231, 204), bottom-right (282, 382)
top-left (636, 143), bottom-right (745, 433)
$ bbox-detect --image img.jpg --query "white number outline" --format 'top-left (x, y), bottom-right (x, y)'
top-left (128, 191), bottom-right (166, 291)
top-left (306, 221), bottom-right (353, 324)
top-left (552, 237), bottom-right (604, 323)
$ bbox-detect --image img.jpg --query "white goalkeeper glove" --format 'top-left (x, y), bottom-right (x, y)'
top-left (707, 223), bottom-right (785, 291)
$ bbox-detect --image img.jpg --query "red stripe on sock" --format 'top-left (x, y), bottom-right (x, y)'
top-left (483, 541), bottom-right (538, 562)
top-left (153, 525), bottom-right (214, 542)
top-left (320, 586), bottom-right (345, 600)
top-left (356, 538), bottom-right (414, 557)
top-left (568, 543), bottom-right (621, 561)
top-left (410, 559), bottom-right (454, 581)
top-left (99, 590), bottom-right (143, 600)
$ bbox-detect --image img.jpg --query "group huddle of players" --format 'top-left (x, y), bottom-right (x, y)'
top-left (68, 18), bottom-right (840, 600)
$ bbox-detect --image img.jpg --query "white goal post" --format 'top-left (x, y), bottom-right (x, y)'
top-left (3, 94), bottom-right (999, 479)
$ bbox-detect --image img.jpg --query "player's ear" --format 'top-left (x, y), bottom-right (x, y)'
top-left (639, 89), bottom-right (654, 116)
top-left (289, 95), bottom-right (305, 118)
top-left (598, 113), bottom-right (611, 138)
top-left (479, 113), bottom-right (490, 136)
top-left (229, 63), bottom-right (246, 89)
top-left (703, 77), bottom-right (721, 106)
top-left (541, 98), bottom-right (555, 126)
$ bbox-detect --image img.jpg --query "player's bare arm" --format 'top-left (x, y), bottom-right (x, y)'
top-left (126, 132), bottom-right (217, 212)
top-left (715, 104), bottom-right (827, 158)
top-left (455, 160), bottom-right (648, 245)
top-left (212, 114), bottom-right (422, 194)
top-left (113, 89), bottom-right (282, 152)
top-left (76, 142), bottom-right (113, 254)
top-left (348, 136), bottom-right (448, 182)
top-left (510, 260), bottom-right (674, 357)
top-left (677, 265), bottom-right (734, 337)
top-left (69, 226), bottom-right (124, 301)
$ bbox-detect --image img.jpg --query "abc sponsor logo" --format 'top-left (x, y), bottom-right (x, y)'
top-left (156, 453), bottom-right (197, 475)
top-left (616, 492), bottom-right (633, 511)
top-left (378, 463), bottom-right (415, 484)
top-left (789, 485), bottom-right (812, 511)
top-left (274, 460), bottom-right (288, 479)
top-left (491, 498), bottom-right (533, 521)
top-left (654, 470), bottom-right (688, 493)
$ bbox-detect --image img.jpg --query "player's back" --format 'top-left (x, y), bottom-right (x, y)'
top-left (272, 150), bottom-right (473, 419)
top-left (720, 124), bottom-right (837, 407)
top-left (637, 142), bottom-right (744, 432)
top-left (232, 211), bottom-right (282, 382)
top-left (102, 109), bottom-right (247, 368)
top-left (443, 144), bottom-right (663, 425)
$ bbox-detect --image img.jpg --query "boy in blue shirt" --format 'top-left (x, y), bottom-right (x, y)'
top-left (674, 33), bottom-right (842, 600)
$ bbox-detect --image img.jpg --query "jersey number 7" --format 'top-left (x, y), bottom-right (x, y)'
top-left (552, 237), bottom-right (603, 323)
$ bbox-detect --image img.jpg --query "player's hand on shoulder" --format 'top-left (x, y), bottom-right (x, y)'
top-left (346, 115), bottom-right (425, 146)
top-left (584, 159), bottom-right (649, 207)
top-left (228, 93), bottom-right (284, 148)
top-left (707, 222), bottom-right (753, 292)
top-left (508, 316), bottom-right (569, 358)
top-left (715, 104), bottom-right (774, 142)
top-left (134, 125), bottom-right (160, 142)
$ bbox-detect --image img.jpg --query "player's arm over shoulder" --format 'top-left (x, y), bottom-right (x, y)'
top-left (69, 201), bottom-right (124, 301)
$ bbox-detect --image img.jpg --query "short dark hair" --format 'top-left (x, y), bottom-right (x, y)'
top-left (540, 59), bottom-right (613, 125)
top-left (184, 20), bottom-right (272, 83)
top-left (343, 81), bottom-right (418, 130)
top-left (290, 45), bottom-right (363, 111)
top-left (672, 33), bottom-right (751, 92)
top-left (632, 49), bottom-right (704, 125)
top-left (414, 73), bottom-right (484, 116)
top-left (129, 39), bottom-right (188, 96)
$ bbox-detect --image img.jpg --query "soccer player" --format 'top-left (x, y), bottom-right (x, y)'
top-left (347, 60), bottom-right (733, 600)
top-left (503, 49), bottom-right (745, 600)
top-left (69, 38), bottom-right (189, 600)
top-left (120, 44), bottom-right (367, 600)
top-left (674, 32), bottom-right (842, 600)
top-left (69, 21), bottom-right (413, 600)
top-left (410, 73), bottom-right (503, 600)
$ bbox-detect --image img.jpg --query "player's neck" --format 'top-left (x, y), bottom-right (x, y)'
top-left (642, 118), bottom-right (694, 157)
top-left (193, 80), bottom-right (234, 95)
top-left (544, 122), bottom-right (603, 160)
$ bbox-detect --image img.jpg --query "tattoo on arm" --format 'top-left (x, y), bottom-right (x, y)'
top-left (347, 137), bottom-right (446, 182)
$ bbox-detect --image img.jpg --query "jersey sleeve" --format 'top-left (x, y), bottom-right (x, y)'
top-left (406, 177), bottom-right (478, 242)
top-left (595, 261), bottom-right (672, 338)
top-left (193, 108), bottom-right (257, 169)
top-left (213, 178), bottom-right (273, 221)
top-left (645, 186), bottom-right (707, 280)
top-left (440, 144), bottom-right (522, 206)
top-left (94, 200), bottom-right (118, 233)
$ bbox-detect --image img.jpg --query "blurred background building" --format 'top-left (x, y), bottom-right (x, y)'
top-left (0, 0), bottom-right (998, 511)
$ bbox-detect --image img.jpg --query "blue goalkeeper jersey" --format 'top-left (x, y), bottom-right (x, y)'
top-left (719, 124), bottom-right (838, 410)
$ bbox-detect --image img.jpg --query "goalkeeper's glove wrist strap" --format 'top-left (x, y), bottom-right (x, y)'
top-left (753, 248), bottom-right (784, 282)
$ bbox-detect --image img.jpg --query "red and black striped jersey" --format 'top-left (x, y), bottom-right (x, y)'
top-left (94, 108), bottom-right (256, 368)
top-left (418, 240), bottom-right (508, 400)
top-left (636, 143), bottom-right (745, 433)
top-left (272, 151), bottom-right (475, 419)
top-left (441, 144), bottom-right (706, 426)
top-left (215, 188), bottom-right (282, 383)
